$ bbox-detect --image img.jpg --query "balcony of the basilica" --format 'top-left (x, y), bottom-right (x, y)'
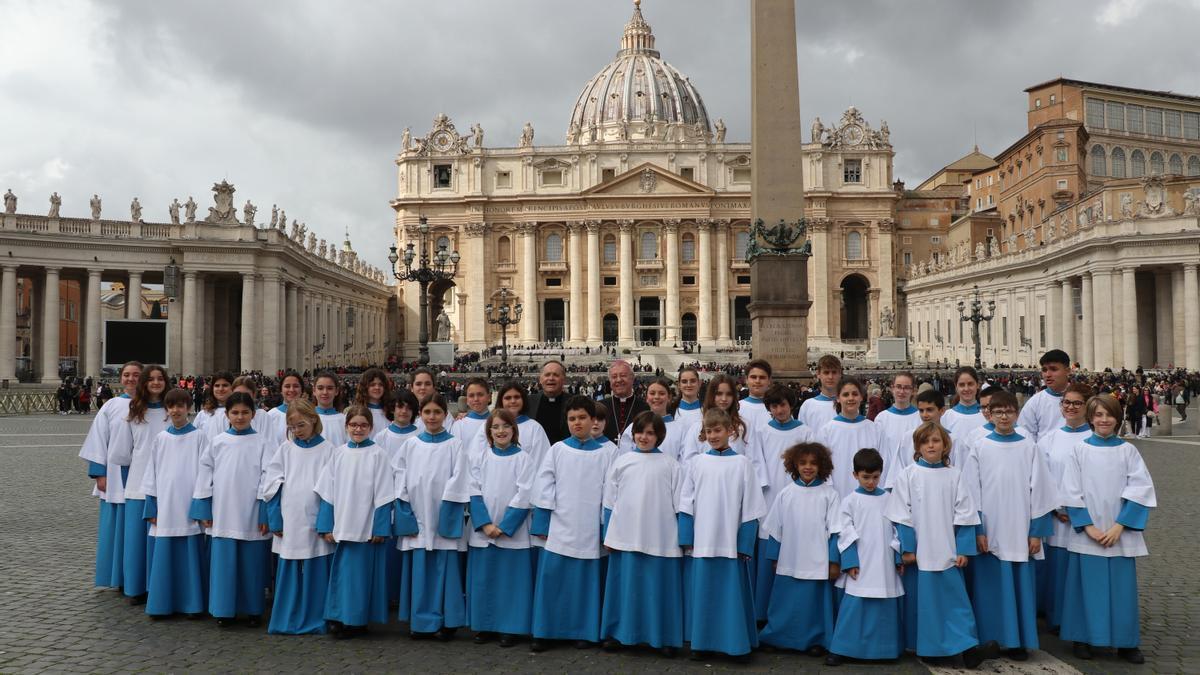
top-left (538, 260), bottom-right (568, 272)
top-left (635, 257), bottom-right (663, 270)
top-left (495, 261), bottom-right (517, 274)
top-left (729, 257), bottom-right (749, 270)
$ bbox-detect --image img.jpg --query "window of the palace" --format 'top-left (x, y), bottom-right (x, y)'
top-left (497, 236), bottom-right (512, 262)
top-left (987, 175), bottom-right (993, 186)
top-left (1111, 148), bottom-right (1127, 178)
top-left (545, 278), bottom-right (562, 287)
top-left (640, 232), bottom-right (658, 259)
top-left (902, 236), bottom-right (912, 244)
top-left (976, 198), bottom-right (982, 210)
top-left (986, 228), bottom-right (994, 237)
top-left (1186, 112), bottom-right (1200, 140)
top-left (541, 170), bottom-right (564, 187)
top-left (495, 171), bottom-right (512, 189)
top-left (545, 233), bottom-right (563, 261)
top-left (1189, 156), bottom-right (1200, 176)
top-left (1128, 105), bottom-right (1144, 133)
top-left (436, 235), bottom-right (451, 252)
top-left (1146, 108), bottom-right (1164, 136)
top-left (1091, 146), bottom-right (1106, 176)
top-left (903, 251), bottom-right (912, 266)
top-left (845, 231), bottom-right (863, 260)
top-left (604, 276), bottom-right (617, 286)
top-left (1131, 150), bottom-right (1146, 177)
top-left (1170, 154), bottom-right (1184, 175)
top-left (1165, 110), bottom-right (1183, 138)
top-left (931, 235), bottom-right (941, 245)
top-left (680, 167), bottom-right (695, 181)
top-left (1035, 98), bottom-right (1042, 109)
top-left (681, 234), bottom-right (696, 262)
top-left (732, 168), bottom-right (751, 183)
top-left (843, 159), bottom-right (862, 184)
top-left (602, 168), bottom-right (616, 181)
top-left (1150, 151), bottom-right (1164, 175)
top-left (1106, 102), bottom-right (1125, 131)
top-left (603, 235), bottom-right (617, 263)
top-left (1085, 98), bottom-right (1105, 127)
top-left (434, 164), bottom-right (452, 188)
top-left (1057, 179), bottom-right (1069, 190)
top-left (1050, 94), bottom-right (1057, 104)
top-left (930, 218), bottom-right (940, 227)
top-left (682, 275), bottom-right (696, 285)
top-left (737, 275), bottom-right (750, 285)
top-left (988, 194), bottom-right (995, 205)
top-left (734, 231), bottom-right (750, 260)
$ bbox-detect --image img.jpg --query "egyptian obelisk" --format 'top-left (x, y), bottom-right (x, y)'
top-left (748, 0), bottom-right (811, 378)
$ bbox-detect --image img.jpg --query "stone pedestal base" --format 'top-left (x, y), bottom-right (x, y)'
top-left (749, 255), bottom-right (811, 380)
top-left (427, 341), bottom-right (455, 366)
top-left (874, 337), bottom-right (909, 363)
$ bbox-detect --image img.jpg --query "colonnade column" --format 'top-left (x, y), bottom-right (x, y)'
top-left (181, 272), bottom-right (198, 374)
top-left (1121, 267), bottom-right (1139, 369)
top-left (586, 221), bottom-right (601, 343)
top-left (126, 271), bottom-right (142, 320)
top-left (1154, 271), bottom-right (1173, 366)
top-left (520, 223), bottom-right (538, 344)
top-left (715, 220), bottom-right (731, 344)
top-left (260, 274), bottom-right (281, 375)
top-left (568, 221), bottom-right (584, 346)
top-left (40, 267), bottom-right (61, 384)
top-left (1080, 273), bottom-right (1094, 370)
top-left (618, 220), bottom-right (634, 345)
top-left (1059, 278), bottom-right (1074, 363)
top-left (1092, 270), bottom-right (1113, 370)
top-left (697, 220), bottom-right (714, 344)
top-left (664, 220), bottom-right (680, 344)
top-left (239, 272), bottom-right (257, 372)
top-left (1185, 264), bottom-right (1200, 370)
top-left (84, 269), bottom-right (101, 379)
top-left (0, 266), bottom-right (15, 382)
top-left (287, 284), bottom-right (299, 369)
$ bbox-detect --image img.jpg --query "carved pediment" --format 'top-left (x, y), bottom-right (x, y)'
top-left (532, 157), bottom-right (572, 170)
top-left (582, 162), bottom-right (715, 196)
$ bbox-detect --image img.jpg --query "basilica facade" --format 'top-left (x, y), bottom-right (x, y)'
top-left (391, 3), bottom-right (927, 354)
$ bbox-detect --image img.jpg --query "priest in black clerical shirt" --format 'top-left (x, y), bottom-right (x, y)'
top-left (525, 360), bottom-right (570, 444)
top-left (600, 360), bottom-right (649, 441)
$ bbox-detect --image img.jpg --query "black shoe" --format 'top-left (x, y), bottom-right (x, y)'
top-left (184, 613), bottom-right (202, 620)
top-left (1118, 647), bottom-right (1145, 664)
top-left (573, 639), bottom-right (594, 649)
top-left (246, 615), bottom-right (262, 628)
top-left (825, 654), bottom-right (844, 666)
top-left (660, 646), bottom-right (677, 658)
top-left (1006, 647), bottom-right (1028, 661)
top-left (128, 593), bottom-right (147, 606)
top-left (689, 650), bottom-right (710, 662)
top-left (434, 627), bottom-right (457, 642)
top-left (149, 614), bottom-right (166, 621)
top-left (498, 634), bottom-right (519, 648)
top-left (327, 620), bottom-right (343, 636)
top-left (474, 631), bottom-right (496, 644)
top-left (962, 646), bottom-right (984, 669)
top-left (216, 617), bottom-right (234, 628)
top-left (601, 639), bottom-right (620, 652)
top-left (805, 645), bottom-right (828, 657)
top-left (1072, 642), bottom-right (1093, 659)
top-left (530, 639), bottom-right (548, 652)
top-left (410, 630), bottom-right (435, 640)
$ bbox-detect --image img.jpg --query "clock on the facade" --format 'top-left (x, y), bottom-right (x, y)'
top-left (430, 130), bottom-right (455, 153)
top-left (841, 124), bottom-right (864, 146)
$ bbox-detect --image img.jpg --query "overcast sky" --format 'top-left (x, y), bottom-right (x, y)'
top-left (3, 0), bottom-right (1198, 271)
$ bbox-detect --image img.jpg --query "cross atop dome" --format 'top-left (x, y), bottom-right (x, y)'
top-left (620, 0), bottom-right (658, 57)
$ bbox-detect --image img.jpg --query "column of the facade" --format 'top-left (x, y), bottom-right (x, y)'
top-left (239, 273), bottom-right (257, 372)
top-left (40, 267), bottom-right (61, 383)
top-left (260, 274), bottom-right (281, 375)
top-left (1059, 278), bottom-right (1074, 362)
top-left (567, 221), bottom-right (584, 346)
top-left (715, 220), bottom-right (731, 344)
top-left (1173, 268), bottom-right (1185, 366)
top-left (585, 222), bottom-right (601, 343)
top-left (202, 277), bottom-right (215, 373)
top-left (618, 220), bottom-right (634, 345)
top-left (1121, 267), bottom-right (1139, 369)
top-left (126, 271), bottom-right (142, 320)
top-left (697, 220), bottom-right (714, 344)
top-left (0, 266), bottom-right (16, 382)
top-left (461, 223), bottom-right (487, 349)
top-left (181, 272), bottom-right (199, 374)
top-left (1081, 273), bottom-right (1094, 370)
top-left (1092, 270), bottom-right (1114, 371)
top-left (809, 219), bottom-right (831, 340)
top-left (286, 284), bottom-right (299, 369)
top-left (663, 220), bottom-right (681, 344)
top-left (520, 223), bottom-right (538, 344)
top-left (1155, 271), bottom-right (1173, 366)
top-left (1185, 264), bottom-right (1200, 370)
top-left (82, 269), bottom-right (102, 379)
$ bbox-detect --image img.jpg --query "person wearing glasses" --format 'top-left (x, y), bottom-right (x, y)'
top-left (874, 372), bottom-right (921, 488)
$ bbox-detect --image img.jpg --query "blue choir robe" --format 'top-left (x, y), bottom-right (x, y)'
top-left (109, 403), bottom-right (170, 598)
top-left (757, 477), bottom-right (843, 651)
top-left (679, 448), bottom-right (766, 656)
top-left (78, 393), bottom-right (133, 589)
top-left (315, 438), bottom-right (395, 627)
top-left (750, 418), bottom-right (813, 620)
top-left (600, 448), bottom-right (684, 649)
top-left (1060, 434), bottom-right (1156, 649)
top-left (142, 423), bottom-right (207, 616)
top-left (374, 422), bottom-right (419, 604)
top-left (816, 414), bottom-right (881, 497)
top-left (530, 436), bottom-right (619, 642)
top-left (261, 434), bottom-right (335, 634)
top-left (830, 487), bottom-right (906, 660)
top-left (190, 427), bottom-right (273, 618)
top-left (393, 430), bottom-right (468, 633)
top-left (884, 458), bottom-right (981, 658)
top-left (1036, 423), bottom-right (1091, 627)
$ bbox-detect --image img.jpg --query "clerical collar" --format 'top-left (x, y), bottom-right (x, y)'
top-left (465, 410), bottom-right (490, 420)
top-left (543, 395), bottom-right (559, 403)
top-left (347, 438), bottom-right (376, 448)
top-left (146, 401), bottom-right (164, 409)
top-left (615, 394), bottom-right (634, 403)
top-left (887, 405), bottom-right (917, 416)
top-left (316, 406), bottom-right (339, 415)
top-left (564, 436), bottom-right (604, 451)
top-left (367, 403), bottom-right (383, 410)
top-left (491, 444), bottom-right (521, 456)
top-left (743, 396), bottom-right (763, 405)
top-left (678, 399), bottom-right (701, 410)
top-left (419, 430), bottom-right (452, 443)
top-left (986, 430), bottom-right (1023, 442)
top-left (294, 434), bottom-right (325, 448)
top-left (389, 423), bottom-right (417, 434)
top-left (855, 486), bottom-right (885, 496)
top-left (1086, 433), bottom-right (1123, 447)
top-left (1061, 423), bottom-right (1090, 433)
top-left (167, 423), bottom-right (196, 436)
top-left (916, 457), bottom-right (945, 468)
top-left (225, 426), bottom-right (256, 436)
top-left (795, 477), bottom-right (823, 487)
top-left (768, 418), bottom-right (803, 431)
top-left (952, 402), bottom-right (980, 414)
top-left (707, 447), bottom-right (736, 457)
top-left (814, 393), bottom-right (834, 401)
top-left (275, 403), bottom-right (288, 414)
top-left (833, 414), bottom-right (866, 423)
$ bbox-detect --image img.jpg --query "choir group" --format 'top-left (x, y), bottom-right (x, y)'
top-left (78, 350), bottom-right (1155, 667)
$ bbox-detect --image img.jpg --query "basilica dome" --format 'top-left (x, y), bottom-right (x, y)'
top-left (566, 1), bottom-right (714, 145)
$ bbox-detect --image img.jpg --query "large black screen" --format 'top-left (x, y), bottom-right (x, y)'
top-left (104, 320), bottom-right (168, 366)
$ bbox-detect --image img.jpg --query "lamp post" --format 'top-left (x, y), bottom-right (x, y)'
top-left (957, 285), bottom-right (995, 370)
top-left (388, 216), bottom-right (460, 365)
top-left (485, 287), bottom-right (522, 365)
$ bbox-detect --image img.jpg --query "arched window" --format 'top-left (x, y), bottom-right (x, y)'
top-left (603, 234), bottom-right (617, 263)
top-left (1110, 147), bottom-right (1126, 178)
top-left (497, 235), bottom-right (512, 262)
top-left (1090, 146), bottom-right (1106, 176)
top-left (1150, 151), bottom-right (1165, 175)
top-left (1169, 153), bottom-right (1184, 175)
top-left (1131, 150), bottom-right (1146, 178)
top-left (845, 231), bottom-right (864, 259)
top-left (681, 233), bottom-right (696, 262)
top-left (1189, 156), bottom-right (1200, 177)
top-left (436, 235), bottom-right (451, 252)
top-left (544, 233), bottom-right (563, 261)
top-left (734, 231), bottom-right (749, 260)
top-left (640, 231), bottom-right (657, 259)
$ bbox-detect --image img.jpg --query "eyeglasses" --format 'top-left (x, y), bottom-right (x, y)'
top-left (1061, 400), bottom-right (1086, 408)
top-left (347, 422), bottom-right (371, 430)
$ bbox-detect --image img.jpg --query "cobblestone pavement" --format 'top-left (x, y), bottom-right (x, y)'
top-left (0, 412), bottom-right (1194, 673)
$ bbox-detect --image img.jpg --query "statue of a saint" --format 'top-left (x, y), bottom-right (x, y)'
top-left (566, 121), bottom-right (580, 144)
top-left (471, 123), bottom-right (484, 148)
top-left (297, 222), bottom-right (307, 242)
top-left (401, 127), bottom-right (412, 151)
top-left (184, 196), bottom-right (197, 223)
top-left (714, 118), bottom-right (726, 143)
top-left (879, 306), bottom-right (895, 336)
top-left (243, 201), bottom-right (257, 227)
top-left (519, 122), bottom-right (534, 148)
top-left (3, 189), bottom-right (16, 214)
top-left (48, 192), bottom-right (61, 218)
top-left (811, 117), bottom-right (824, 144)
top-left (90, 194), bottom-right (102, 220)
top-left (318, 239), bottom-right (327, 258)
top-left (168, 198), bottom-right (181, 224)
top-left (130, 197), bottom-right (143, 223)
top-left (975, 242), bottom-right (986, 259)
top-left (880, 120), bottom-right (890, 144)
top-left (306, 232), bottom-right (316, 252)
top-left (436, 311), bottom-right (452, 342)
top-left (270, 204), bottom-right (278, 228)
